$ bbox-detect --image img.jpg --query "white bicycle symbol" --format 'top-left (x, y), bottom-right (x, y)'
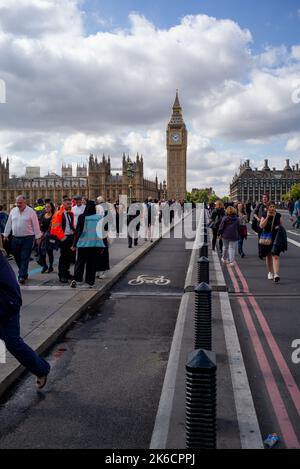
top-left (128, 275), bottom-right (171, 286)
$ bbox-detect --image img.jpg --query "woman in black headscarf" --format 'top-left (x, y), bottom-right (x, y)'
top-left (71, 200), bottom-right (105, 288)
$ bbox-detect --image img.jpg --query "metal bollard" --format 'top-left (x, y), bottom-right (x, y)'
top-left (186, 349), bottom-right (217, 449)
top-left (199, 242), bottom-right (208, 258)
top-left (194, 282), bottom-right (212, 351)
top-left (197, 256), bottom-right (209, 285)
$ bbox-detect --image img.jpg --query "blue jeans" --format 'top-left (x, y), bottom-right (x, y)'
top-left (11, 236), bottom-right (35, 280)
top-left (0, 313), bottom-right (50, 378)
top-left (238, 237), bottom-right (245, 255)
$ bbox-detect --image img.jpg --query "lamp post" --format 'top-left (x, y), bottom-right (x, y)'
top-left (127, 160), bottom-right (135, 205)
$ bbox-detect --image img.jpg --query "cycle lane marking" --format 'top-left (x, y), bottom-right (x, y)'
top-left (227, 265), bottom-right (300, 448)
top-left (233, 263), bottom-right (300, 418)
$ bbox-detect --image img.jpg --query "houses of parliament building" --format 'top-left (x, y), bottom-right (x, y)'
top-left (0, 92), bottom-right (188, 209)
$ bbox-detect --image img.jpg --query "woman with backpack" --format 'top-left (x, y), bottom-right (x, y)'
top-left (209, 200), bottom-right (225, 253)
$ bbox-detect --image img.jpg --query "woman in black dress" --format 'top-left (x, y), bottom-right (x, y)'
top-left (259, 202), bottom-right (282, 282)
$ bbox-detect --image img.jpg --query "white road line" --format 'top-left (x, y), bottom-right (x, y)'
top-left (288, 237), bottom-right (300, 248)
top-left (287, 230), bottom-right (300, 238)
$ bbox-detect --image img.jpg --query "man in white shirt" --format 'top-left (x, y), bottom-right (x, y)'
top-left (4, 195), bottom-right (41, 284)
top-left (72, 195), bottom-right (85, 227)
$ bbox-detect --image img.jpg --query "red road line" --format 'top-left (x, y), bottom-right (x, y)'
top-left (234, 266), bottom-right (300, 418)
top-left (234, 262), bottom-right (249, 293)
top-left (227, 265), bottom-right (300, 448)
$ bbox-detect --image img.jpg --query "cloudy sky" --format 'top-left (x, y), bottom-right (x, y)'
top-left (0, 0), bottom-right (300, 195)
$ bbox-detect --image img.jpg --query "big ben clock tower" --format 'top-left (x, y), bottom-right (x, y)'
top-left (167, 90), bottom-right (187, 201)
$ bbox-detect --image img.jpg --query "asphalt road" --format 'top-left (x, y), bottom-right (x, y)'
top-left (223, 210), bottom-right (300, 449)
top-left (0, 228), bottom-right (192, 449)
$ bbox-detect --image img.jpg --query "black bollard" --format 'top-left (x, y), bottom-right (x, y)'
top-left (186, 349), bottom-right (217, 449)
top-left (197, 256), bottom-right (209, 285)
top-left (194, 282), bottom-right (212, 351)
top-left (199, 242), bottom-right (208, 259)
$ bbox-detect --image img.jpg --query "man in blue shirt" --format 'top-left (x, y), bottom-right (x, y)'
top-left (293, 197), bottom-right (300, 229)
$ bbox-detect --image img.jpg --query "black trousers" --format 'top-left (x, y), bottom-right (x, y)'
top-left (58, 235), bottom-right (74, 279)
top-left (74, 247), bottom-right (102, 285)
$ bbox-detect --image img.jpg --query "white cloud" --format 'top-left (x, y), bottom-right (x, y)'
top-left (285, 136), bottom-right (300, 152)
top-left (0, 1), bottom-right (300, 196)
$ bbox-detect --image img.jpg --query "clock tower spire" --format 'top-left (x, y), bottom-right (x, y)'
top-left (167, 90), bottom-right (187, 201)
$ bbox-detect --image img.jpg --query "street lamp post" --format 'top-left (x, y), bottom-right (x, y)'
top-left (127, 160), bottom-right (135, 205)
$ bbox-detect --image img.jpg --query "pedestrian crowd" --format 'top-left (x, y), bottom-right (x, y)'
top-left (0, 195), bottom-right (186, 288)
top-left (208, 195), bottom-right (289, 283)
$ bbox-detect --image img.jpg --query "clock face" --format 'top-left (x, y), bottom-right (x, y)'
top-left (171, 133), bottom-right (180, 143)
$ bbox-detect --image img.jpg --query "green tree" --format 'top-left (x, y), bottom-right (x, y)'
top-left (187, 190), bottom-right (210, 204)
top-left (290, 183), bottom-right (300, 200)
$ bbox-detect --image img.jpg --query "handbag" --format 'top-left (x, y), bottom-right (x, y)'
top-left (259, 216), bottom-right (275, 246)
top-left (48, 234), bottom-right (60, 250)
top-left (239, 225), bottom-right (248, 238)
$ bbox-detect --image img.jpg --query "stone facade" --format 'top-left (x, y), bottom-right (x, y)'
top-left (0, 155), bottom-right (163, 210)
top-left (167, 91), bottom-right (187, 201)
top-left (230, 159), bottom-right (300, 203)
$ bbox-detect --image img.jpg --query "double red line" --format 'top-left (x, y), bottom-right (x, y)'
top-left (227, 262), bottom-right (300, 449)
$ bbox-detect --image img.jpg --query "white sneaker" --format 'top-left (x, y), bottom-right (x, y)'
top-left (274, 274), bottom-right (280, 283)
top-left (268, 272), bottom-right (274, 280)
top-left (221, 257), bottom-right (229, 264)
top-left (228, 262), bottom-right (236, 267)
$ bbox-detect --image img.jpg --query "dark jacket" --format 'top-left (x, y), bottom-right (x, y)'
top-left (272, 225), bottom-right (288, 256)
top-left (0, 252), bottom-right (22, 322)
top-left (209, 208), bottom-right (225, 230)
top-left (218, 216), bottom-right (240, 241)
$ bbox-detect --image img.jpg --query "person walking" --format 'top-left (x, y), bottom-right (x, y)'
top-left (259, 202), bottom-right (283, 282)
top-left (288, 198), bottom-right (295, 218)
top-left (50, 197), bottom-right (75, 283)
top-left (144, 197), bottom-right (156, 242)
top-left (0, 205), bottom-right (8, 236)
top-left (39, 202), bottom-right (55, 274)
top-left (3, 195), bottom-right (42, 284)
top-left (96, 196), bottom-right (110, 279)
top-left (0, 248), bottom-right (50, 389)
top-left (292, 196), bottom-right (300, 229)
top-left (72, 195), bottom-right (85, 227)
top-left (209, 200), bottom-right (225, 253)
top-left (245, 200), bottom-right (252, 223)
top-left (127, 201), bottom-right (141, 248)
top-left (252, 193), bottom-right (269, 234)
top-left (237, 203), bottom-right (248, 258)
top-left (70, 201), bottom-right (105, 288)
top-left (218, 206), bottom-right (240, 266)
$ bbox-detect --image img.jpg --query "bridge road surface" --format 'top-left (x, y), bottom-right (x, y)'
top-left (0, 215), bottom-right (194, 449)
top-left (223, 210), bottom-right (300, 449)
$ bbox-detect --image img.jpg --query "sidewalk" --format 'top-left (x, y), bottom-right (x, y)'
top-left (0, 216), bottom-right (190, 399)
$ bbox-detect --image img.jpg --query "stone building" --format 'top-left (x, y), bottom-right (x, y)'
top-left (230, 159), bottom-right (300, 203)
top-left (0, 155), bottom-right (164, 210)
